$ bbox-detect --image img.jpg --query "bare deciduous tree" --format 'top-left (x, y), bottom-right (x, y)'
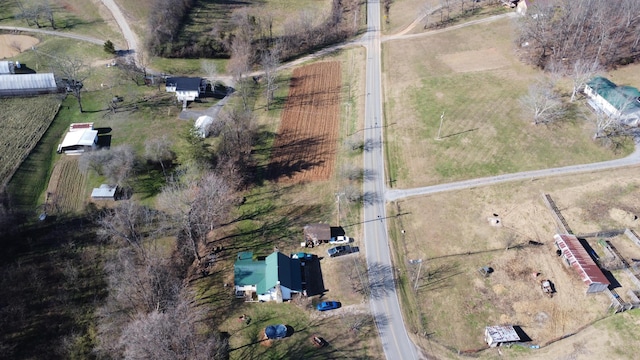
top-left (261, 45), bottom-right (280, 111)
top-left (145, 136), bottom-right (174, 177)
top-left (201, 60), bottom-right (218, 82)
top-left (158, 172), bottom-right (233, 262)
top-left (569, 59), bottom-right (602, 102)
top-left (519, 81), bottom-right (565, 125)
top-left (53, 56), bottom-right (90, 113)
top-left (96, 201), bottom-right (168, 255)
top-left (119, 292), bottom-right (228, 360)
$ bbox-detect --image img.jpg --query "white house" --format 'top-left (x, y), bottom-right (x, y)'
top-left (584, 77), bottom-right (640, 127)
top-left (57, 123), bottom-right (98, 154)
top-left (165, 77), bottom-right (205, 102)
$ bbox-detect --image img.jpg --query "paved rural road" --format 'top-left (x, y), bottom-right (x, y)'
top-left (100, 0), bottom-right (141, 65)
top-left (362, 1), bottom-right (421, 359)
top-left (0, 26), bottom-right (106, 46)
top-left (386, 137), bottom-right (640, 202)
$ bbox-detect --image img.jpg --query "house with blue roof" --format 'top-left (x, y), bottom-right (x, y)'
top-left (584, 77), bottom-right (640, 127)
top-left (234, 251), bottom-right (303, 302)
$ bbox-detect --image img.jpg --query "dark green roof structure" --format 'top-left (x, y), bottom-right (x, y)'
top-left (234, 251), bottom-right (302, 295)
top-left (586, 77), bottom-right (640, 113)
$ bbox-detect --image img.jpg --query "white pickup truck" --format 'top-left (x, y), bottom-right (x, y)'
top-left (329, 236), bottom-right (352, 244)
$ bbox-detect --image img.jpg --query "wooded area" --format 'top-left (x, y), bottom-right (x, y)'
top-left (146, 0), bottom-right (361, 63)
top-left (516, 0), bottom-right (640, 70)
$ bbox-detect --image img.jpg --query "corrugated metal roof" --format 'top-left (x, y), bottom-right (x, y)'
top-left (60, 129), bottom-right (98, 148)
top-left (554, 234), bottom-right (610, 287)
top-left (234, 252), bottom-right (266, 288)
top-left (0, 73), bottom-right (57, 91)
top-left (263, 252), bottom-right (302, 294)
top-left (587, 77), bottom-right (640, 113)
top-left (234, 252), bottom-right (302, 294)
top-left (485, 326), bottom-right (520, 343)
top-left (91, 184), bottom-right (117, 198)
top-left (0, 61), bottom-right (12, 74)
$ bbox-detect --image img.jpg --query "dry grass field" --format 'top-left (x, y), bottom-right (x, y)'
top-left (382, 17), bottom-right (628, 189)
top-left (387, 166), bottom-right (640, 358)
top-left (0, 95), bottom-right (61, 187)
top-left (268, 61), bottom-right (342, 183)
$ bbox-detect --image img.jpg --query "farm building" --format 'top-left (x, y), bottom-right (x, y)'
top-left (584, 77), bottom-right (640, 127)
top-left (0, 60), bottom-right (20, 74)
top-left (0, 73), bottom-right (58, 97)
top-left (234, 251), bottom-right (303, 302)
top-left (194, 115), bottom-right (214, 138)
top-left (302, 224), bottom-right (345, 247)
top-left (484, 325), bottom-right (521, 347)
top-left (91, 184), bottom-right (118, 200)
top-left (58, 123), bottom-right (98, 154)
top-left (165, 77), bottom-right (205, 102)
top-left (554, 234), bottom-right (611, 293)
top-left (303, 223), bottom-right (332, 247)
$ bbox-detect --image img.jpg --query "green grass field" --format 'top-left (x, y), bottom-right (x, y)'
top-left (382, 17), bottom-right (632, 188)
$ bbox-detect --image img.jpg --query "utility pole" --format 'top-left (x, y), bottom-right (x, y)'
top-left (414, 259), bottom-right (423, 291)
top-left (335, 192), bottom-right (344, 226)
top-left (436, 111), bottom-right (445, 140)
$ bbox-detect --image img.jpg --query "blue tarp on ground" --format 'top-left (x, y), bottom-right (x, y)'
top-left (265, 324), bottom-right (287, 339)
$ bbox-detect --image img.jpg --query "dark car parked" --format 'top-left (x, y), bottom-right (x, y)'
top-left (327, 245), bottom-right (351, 258)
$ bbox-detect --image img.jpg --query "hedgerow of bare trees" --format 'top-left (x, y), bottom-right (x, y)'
top-left (516, 0), bottom-right (640, 70)
top-left (147, 0), bottom-right (360, 66)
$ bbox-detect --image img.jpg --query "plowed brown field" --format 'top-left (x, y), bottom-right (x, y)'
top-left (268, 61), bottom-right (341, 183)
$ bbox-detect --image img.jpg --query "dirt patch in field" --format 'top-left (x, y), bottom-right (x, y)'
top-left (0, 34), bottom-right (40, 59)
top-left (268, 61), bottom-right (342, 183)
top-left (45, 156), bottom-right (87, 214)
top-left (439, 47), bottom-right (509, 73)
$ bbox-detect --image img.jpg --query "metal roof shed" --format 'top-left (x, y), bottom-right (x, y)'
top-left (554, 234), bottom-right (610, 293)
top-left (58, 129), bottom-right (98, 154)
top-left (91, 184), bottom-right (117, 199)
top-left (484, 325), bottom-right (521, 347)
top-left (0, 73), bottom-right (57, 96)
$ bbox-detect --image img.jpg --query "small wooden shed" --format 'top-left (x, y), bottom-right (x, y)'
top-left (303, 223), bottom-right (331, 247)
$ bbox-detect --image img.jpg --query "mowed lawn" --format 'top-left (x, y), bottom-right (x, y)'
top-left (382, 17), bottom-right (627, 188)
